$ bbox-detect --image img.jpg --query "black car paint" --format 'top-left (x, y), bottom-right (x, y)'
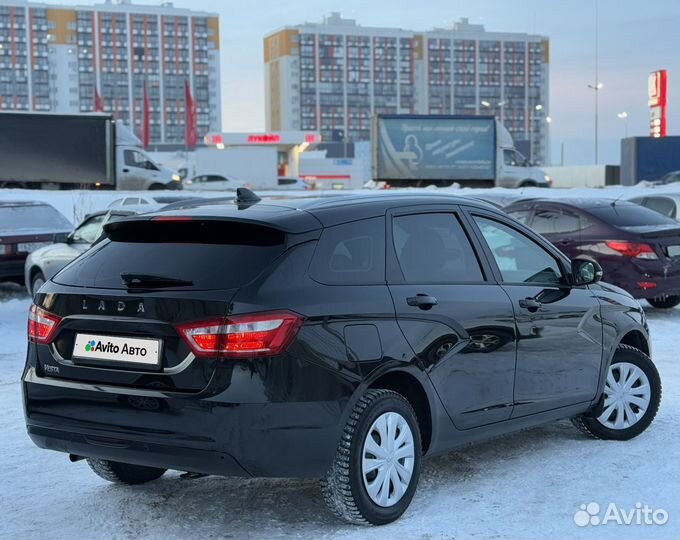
top-left (23, 194), bottom-right (650, 478)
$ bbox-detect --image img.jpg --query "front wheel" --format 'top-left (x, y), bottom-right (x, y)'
top-left (31, 271), bottom-right (45, 298)
top-left (572, 345), bottom-right (661, 440)
top-left (322, 389), bottom-right (422, 525)
top-left (647, 295), bottom-right (680, 309)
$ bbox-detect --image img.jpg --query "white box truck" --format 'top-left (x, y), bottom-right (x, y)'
top-left (373, 114), bottom-right (551, 188)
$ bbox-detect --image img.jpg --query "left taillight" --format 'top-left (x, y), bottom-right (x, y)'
top-left (27, 304), bottom-right (61, 344)
top-left (176, 311), bottom-right (303, 358)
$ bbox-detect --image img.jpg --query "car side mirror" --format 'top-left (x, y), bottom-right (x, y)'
top-left (572, 256), bottom-right (603, 286)
top-left (53, 232), bottom-right (70, 244)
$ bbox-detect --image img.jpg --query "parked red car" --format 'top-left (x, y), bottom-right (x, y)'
top-left (0, 201), bottom-right (72, 285)
top-left (504, 198), bottom-right (680, 308)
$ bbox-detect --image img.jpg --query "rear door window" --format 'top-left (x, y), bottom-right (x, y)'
top-left (531, 209), bottom-right (584, 234)
top-left (392, 213), bottom-right (484, 283)
top-left (309, 217), bottom-right (385, 284)
top-left (54, 220), bottom-right (286, 290)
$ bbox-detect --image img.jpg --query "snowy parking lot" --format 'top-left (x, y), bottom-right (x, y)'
top-left (1, 283), bottom-right (678, 540)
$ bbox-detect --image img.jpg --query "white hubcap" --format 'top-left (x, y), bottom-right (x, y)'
top-left (361, 411), bottom-right (415, 507)
top-left (598, 362), bottom-right (651, 430)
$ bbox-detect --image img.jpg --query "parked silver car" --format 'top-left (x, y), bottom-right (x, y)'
top-left (24, 209), bottom-right (135, 296)
top-left (628, 192), bottom-right (680, 220)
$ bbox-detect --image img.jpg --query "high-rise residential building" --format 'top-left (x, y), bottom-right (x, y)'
top-left (265, 13), bottom-right (550, 164)
top-left (0, 0), bottom-right (221, 146)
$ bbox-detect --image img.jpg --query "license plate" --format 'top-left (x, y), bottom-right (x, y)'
top-left (668, 245), bottom-right (680, 258)
top-left (17, 242), bottom-right (50, 253)
top-left (73, 333), bottom-right (161, 366)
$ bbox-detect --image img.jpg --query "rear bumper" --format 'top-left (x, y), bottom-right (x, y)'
top-left (23, 366), bottom-right (345, 478)
top-left (604, 259), bottom-right (680, 299)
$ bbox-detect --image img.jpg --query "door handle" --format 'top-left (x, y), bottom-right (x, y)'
top-left (407, 294), bottom-right (438, 310)
top-left (519, 297), bottom-right (542, 312)
top-left (122, 168), bottom-right (130, 173)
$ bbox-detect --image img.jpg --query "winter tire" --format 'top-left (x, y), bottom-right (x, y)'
top-left (322, 389), bottom-right (422, 525)
top-left (572, 345), bottom-right (661, 441)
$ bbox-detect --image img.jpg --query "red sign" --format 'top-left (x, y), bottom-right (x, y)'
top-left (247, 134), bottom-right (281, 144)
top-left (648, 70), bottom-right (668, 138)
top-left (304, 134), bottom-right (320, 144)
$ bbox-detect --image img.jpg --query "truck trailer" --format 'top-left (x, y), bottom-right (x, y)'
top-left (372, 114), bottom-right (551, 188)
top-left (0, 112), bottom-right (181, 190)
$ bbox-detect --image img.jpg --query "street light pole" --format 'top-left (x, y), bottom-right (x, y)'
top-left (530, 104), bottom-right (543, 163)
top-left (589, 0), bottom-right (601, 164)
top-left (617, 111), bottom-right (629, 138)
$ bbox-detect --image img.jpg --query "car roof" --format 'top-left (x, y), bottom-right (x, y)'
top-left (110, 192), bottom-right (499, 233)
top-left (0, 200), bottom-right (52, 208)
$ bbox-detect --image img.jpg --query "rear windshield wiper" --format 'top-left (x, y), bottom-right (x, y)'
top-left (121, 273), bottom-right (194, 289)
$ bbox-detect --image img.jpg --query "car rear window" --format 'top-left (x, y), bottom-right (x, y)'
top-left (587, 204), bottom-right (678, 227)
top-left (53, 220), bottom-right (285, 290)
top-left (0, 204), bottom-right (71, 232)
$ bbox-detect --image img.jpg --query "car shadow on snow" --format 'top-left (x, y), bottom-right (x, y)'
top-left (84, 421), bottom-right (582, 534)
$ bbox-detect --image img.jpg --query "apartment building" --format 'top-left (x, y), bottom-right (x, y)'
top-left (0, 0), bottom-right (221, 145)
top-left (265, 14), bottom-right (550, 164)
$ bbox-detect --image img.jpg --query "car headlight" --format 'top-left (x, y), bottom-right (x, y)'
top-left (544, 175), bottom-right (552, 184)
top-left (172, 174), bottom-right (181, 182)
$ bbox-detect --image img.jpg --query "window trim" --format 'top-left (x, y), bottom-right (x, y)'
top-left (386, 204), bottom-right (492, 285)
top-left (463, 208), bottom-right (573, 288)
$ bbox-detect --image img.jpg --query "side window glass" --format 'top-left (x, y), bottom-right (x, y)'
top-left (532, 209), bottom-right (581, 234)
top-left (474, 216), bottom-right (563, 285)
top-left (392, 213), bottom-right (484, 283)
top-left (309, 217), bottom-right (385, 284)
top-left (123, 150), bottom-right (137, 167)
top-left (123, 198), bottom-right (140, 206)
top-left (646, 197), bottom-right (675, 217)
top-left (71, 215), bottom-right (105, 244)
top-left (503, 149), bottom-right (517, 166)
top-left (507, 209), bottom-right (532, 225)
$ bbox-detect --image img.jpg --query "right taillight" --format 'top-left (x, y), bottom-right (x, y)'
top-left (605, 241), bottom-right (659, 260)
top-left (176, 311), bottom-right (303, 358)
top-left (28, 304), bottom-right (61, 344)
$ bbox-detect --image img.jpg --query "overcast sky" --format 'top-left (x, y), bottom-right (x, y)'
top-left (60, 0), bottom-right (680, 165)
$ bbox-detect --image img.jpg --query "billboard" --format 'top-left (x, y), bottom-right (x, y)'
top-left (374, 115), bottom-right (496, 181)
top-left (648, 70), bottom-right (668, 138)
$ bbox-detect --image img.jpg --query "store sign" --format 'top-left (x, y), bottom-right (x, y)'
top-left (247, 134), bottom-right (281, 144)
top-left (648, 70), bottom-right (667, 138)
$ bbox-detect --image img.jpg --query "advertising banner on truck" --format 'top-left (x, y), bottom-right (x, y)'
top-left (374, 115), bottom-right (496, 181)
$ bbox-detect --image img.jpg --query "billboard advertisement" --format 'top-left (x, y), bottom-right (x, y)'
top-left (374, 115), bottom-right (496, 181)
top-left (648, 69), bottom-right (668, 138)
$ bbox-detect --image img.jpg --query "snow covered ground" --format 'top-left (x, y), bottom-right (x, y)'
top-left (0, 284), bottom-right (677, 540)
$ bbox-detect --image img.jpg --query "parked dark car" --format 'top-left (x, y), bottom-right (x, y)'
top-left (24, 209), bottom-right (137, 297)
top-left (0, 201), bottom-right (72, 284)
top-left (505, 198), bottom-right (680, 308)
top-left (24, 192), bottom-right (661, 525)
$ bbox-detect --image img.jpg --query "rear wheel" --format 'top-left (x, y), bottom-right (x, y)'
top-left (148, 183), bottom-right (167, 190)
top-left (647, 295), bottom-right (680, 309)
top-left (87, 458), bottom-right (166, 485)
top-left (322, 389), bottom-right (421, 525)
top-left (572, 345), bottom-right (661, 440)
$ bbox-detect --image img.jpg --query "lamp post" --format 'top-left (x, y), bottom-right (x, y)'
top-left (617, 111), bottom-right (629, 138)
top-left (588, 82), bottom-right (603, 163)
top-left (530, 104), bottom-right (543, 163)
